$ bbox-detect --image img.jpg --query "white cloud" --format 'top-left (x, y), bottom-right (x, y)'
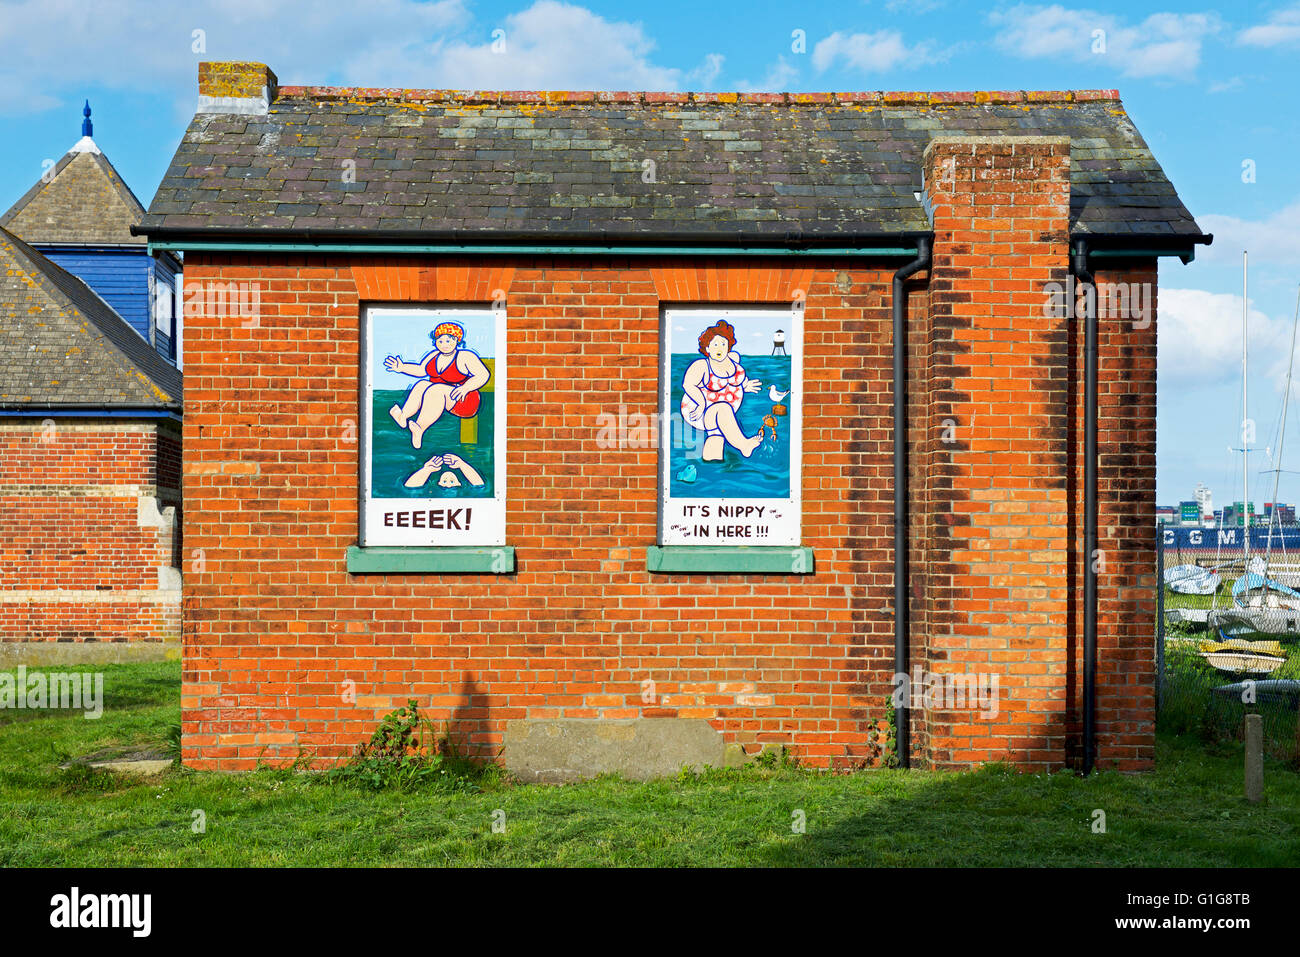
top-left (886, 0), bottom-right (945, 12)
top-left (1208, 76), bottom-right (1244, 93)
top-left (988, 5), bottom-right (1221, 79)
top-left (1239, 5), bottom-right (1300, 47)
top-left (0, 73), bottom-right (58, 114)
top-left (734, 56), bottom-right (800, 93)
top-left (0, 0), bottom-right (696, 116)
top-left (1197, 202), bottom-right (1300, 268)
top-left (811, 30), bottom-right (939, 73)
top-left (1161, 287), bottom-right (1295, 389)
top-left (687, 53), bottom-right (726, 89)
top-left (0, 0), bottom-right (468, 115)
top-left (390, 1), bottom-right (684, 90)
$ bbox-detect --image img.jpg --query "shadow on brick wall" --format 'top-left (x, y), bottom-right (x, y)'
top-left (448, 673), bottom-right (496, 760)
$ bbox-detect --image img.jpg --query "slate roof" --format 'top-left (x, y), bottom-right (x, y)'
top-left (139, 88), bottom-right (1205, 242)
top-left (0, 226), bottom-right (181, 410)
top-left (1, 146), bottom-right (148, 246)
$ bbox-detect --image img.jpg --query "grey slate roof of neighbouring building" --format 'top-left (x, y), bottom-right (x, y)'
top-left (139, 87), bottom-right (1205, 242)
top-left (0, 226), bottom-right (182, 410)
top-left (2, 146), bottom-right (148, 246)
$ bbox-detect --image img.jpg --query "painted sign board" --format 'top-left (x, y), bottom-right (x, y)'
top-left (1163, 526), bottom-right (1300, 550)
top-left (658, 306), bottom-right (802, 546)
top-left (360, 305), bottom-right (506, 546)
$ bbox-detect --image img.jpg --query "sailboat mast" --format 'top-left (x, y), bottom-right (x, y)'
top-left (1265, 285), bottom-right (1300, 563)
top-left (1244, 251), bottom-right (1250, 563)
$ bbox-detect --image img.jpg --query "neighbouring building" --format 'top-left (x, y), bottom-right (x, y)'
top-left (141, 62), bottom-right (1209, 775)
top-left (0, 103), bottom-right (183, 364)
top-left (0, 109), bottom-right (183, 661)
top-left (1193, 481), bottom-right (1212, 519)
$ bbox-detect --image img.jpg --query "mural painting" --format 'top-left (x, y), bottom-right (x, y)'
top-left (361, 306), bottom-right (506, 546)
top-left (659, 307), bottom-right (802, 546)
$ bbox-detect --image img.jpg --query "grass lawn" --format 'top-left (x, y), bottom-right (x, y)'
top-left (1162, 635), bottom-right (1300, 757)
top-left (1, 661), bottom-right (1298, 867)
top-left (1162, 582), bottom-right (1232, 611)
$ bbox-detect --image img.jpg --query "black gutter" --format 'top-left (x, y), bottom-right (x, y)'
top-left (1073, 231), bottom-right (1214, 265)
top-left (1072, 231), bottom-right (1211, 770)
top-left (892, 236), bottom-right (931, 770)
top-left (132, 223), bottom-right (1213, 246)
top-left (130, 223), bottom-right (936, 249)
top-left (0, 404), bottom-right (182, 415)
top-left (1073, 237), bottom-right (1098, 775)
top-left (1072, 231), bottom-right (1213, 246)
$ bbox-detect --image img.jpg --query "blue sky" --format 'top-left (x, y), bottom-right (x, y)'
top-left (2, 0), bottom-right (1298, 512)
top-left (668, 310), bottom-right (793, 358)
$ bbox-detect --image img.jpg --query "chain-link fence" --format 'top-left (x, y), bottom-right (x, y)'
top-left (1157, 532), bottom-right (1300, 761)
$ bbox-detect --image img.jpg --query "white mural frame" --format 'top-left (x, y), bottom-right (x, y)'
top-left (658, 305), bottom-right (803, 547)
top-left (360, 304), bottom-right (507, 547)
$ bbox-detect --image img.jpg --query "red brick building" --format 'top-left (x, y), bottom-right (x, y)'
top-left (141, 62), bottom-right (1207, 774)
top-left (0, 227), bottom-right (182, 660)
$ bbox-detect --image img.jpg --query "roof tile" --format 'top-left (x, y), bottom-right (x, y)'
top-left (139, 81), bottom-right (1206, 241)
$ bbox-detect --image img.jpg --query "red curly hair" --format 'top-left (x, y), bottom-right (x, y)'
top-left (697, 319), bottom-right (737, 355)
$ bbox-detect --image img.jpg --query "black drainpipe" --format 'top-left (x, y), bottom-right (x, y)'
top-left (1072, 237), bottom-right (1098, 774)
top-left (893, 237), bottom-right (931, 769)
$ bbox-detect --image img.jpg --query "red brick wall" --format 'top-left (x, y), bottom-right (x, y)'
top-left (180, 241), bottom-right (1158, 771)
top-left (181, 255), bottom-right (901, 769)
top-left (912, 136), bottom-right (1073, 771)
top-left (1070, 262), bottom-right (1159, 770)
top-left (0, 420), bottom-right (181, 644)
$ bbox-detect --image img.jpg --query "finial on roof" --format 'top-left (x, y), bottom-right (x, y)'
top-left (69, 100), bottom-right (101, 155)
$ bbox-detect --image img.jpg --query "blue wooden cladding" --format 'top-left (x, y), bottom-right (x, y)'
top-left (37, 245), bottom-right (180, 364)
top-left (41, 247), bottom-right (150, 337)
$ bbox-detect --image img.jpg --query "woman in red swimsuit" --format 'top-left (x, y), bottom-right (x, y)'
top-left (680, 319), bottom-right (764, 461)
top-left (384, 322), bottom-right (491, 450)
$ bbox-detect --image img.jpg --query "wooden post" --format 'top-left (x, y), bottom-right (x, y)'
top-left (460, 414), bottom-right (478, 445)
top-left (1245, 713), bottom-right (1263, 803)
top-left (1295, 699), bottom-right (1300, 767)
top-left (1156, 531), bottom-right (1165, 713)
top-left (460, 357), bottom-right (491, 447)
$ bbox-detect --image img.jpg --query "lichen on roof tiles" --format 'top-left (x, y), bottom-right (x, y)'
top-left (0, 227), bottom-right (182, 410)
top-left (140, 86), bottom-right (1204, 240)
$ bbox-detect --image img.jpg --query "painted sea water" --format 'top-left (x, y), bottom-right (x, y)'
top-left (668, 353), bottom-right (792, 498)
top-left (370, 388), bottom-right (495, 499)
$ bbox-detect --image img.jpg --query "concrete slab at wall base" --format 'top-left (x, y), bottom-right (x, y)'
top-left (504, 718), bottom-right (745, 782)
top-left (0, 641), bottom-right (179, 668)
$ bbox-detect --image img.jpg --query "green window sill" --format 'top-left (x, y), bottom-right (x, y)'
top-left (346, 545), bottom-right (515, 574)
top-left (646, 546), bottom-right (814, 574)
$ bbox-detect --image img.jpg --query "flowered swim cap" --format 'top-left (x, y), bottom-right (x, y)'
top-left (432, 322), bottom-right (465, 341)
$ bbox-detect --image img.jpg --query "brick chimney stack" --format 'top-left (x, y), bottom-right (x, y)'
top-left (197, 62), bottom-right (278, 115)
top-left (913, 134), bottom-right (1074, 770)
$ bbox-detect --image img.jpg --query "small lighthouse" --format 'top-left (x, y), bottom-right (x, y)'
top-left (771, 328), bottom-right (787, 356)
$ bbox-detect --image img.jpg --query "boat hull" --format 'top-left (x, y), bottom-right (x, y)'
top-left (1207, 606), bottom-right (1300, 640)
top-left (1163, 563), bottom-right (1220, 595)
top-left (1211, 679), bottom-right (1300, 708)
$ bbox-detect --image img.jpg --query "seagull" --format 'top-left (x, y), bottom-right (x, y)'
top-left (769, 385), bottom-right (790, 402)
